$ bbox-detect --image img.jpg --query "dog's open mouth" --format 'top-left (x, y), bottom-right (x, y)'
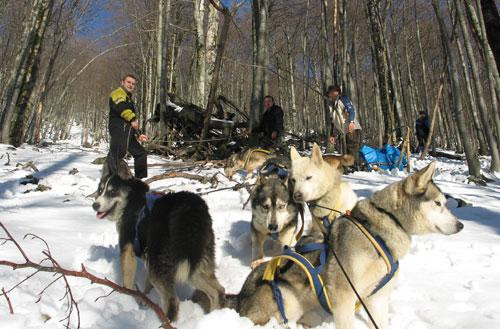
top-left (96, 203), bottom-right (116, 219)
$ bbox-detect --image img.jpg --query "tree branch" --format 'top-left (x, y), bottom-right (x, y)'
top-left (0, 222), bottom-right (175, 329)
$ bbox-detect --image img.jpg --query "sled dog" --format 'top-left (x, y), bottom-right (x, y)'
top-left (290, 143), bottom-right (357, 234)
top-left (227, 162), bottom-right (464, 328)
top-left (225, 148), bottom-right (273, 178)
top-left (250, 173), bottom-right (300, 269)
top-left (92, 162), bottom-right (225, 320)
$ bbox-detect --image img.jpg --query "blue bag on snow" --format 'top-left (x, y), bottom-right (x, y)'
top-left (360, 144), bottom-right (407, 171)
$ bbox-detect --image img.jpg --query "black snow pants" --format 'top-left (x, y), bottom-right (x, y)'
top-left (107, 120), bottom-right (147, 179)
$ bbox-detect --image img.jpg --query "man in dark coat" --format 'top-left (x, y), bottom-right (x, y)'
top-left (251, 95), bottom-right (284, 147)
top-left (107, 74), bottom-right (148, 178)
top-left (415, 110), bottom-right (430, 153)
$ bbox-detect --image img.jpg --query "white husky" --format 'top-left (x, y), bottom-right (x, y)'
top-left (290, 143), bottom-right (357, 234)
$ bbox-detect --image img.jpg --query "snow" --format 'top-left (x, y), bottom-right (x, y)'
top-left (1, 128), bottom-right (499, 329)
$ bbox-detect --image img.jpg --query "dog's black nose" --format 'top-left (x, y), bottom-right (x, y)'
top-left (268, 223), bottom-right (278, 232)
top-left (92, 202), bottom-right (100, 211)
top-left (456, 221), bottom-right (464, 231)
top-left (294, 192), bottom-right (302, 201)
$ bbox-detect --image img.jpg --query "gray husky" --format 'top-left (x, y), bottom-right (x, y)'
top-left (250, 172), bottom-right (300, 269)
top-left (228, 162), bottom-right (463, 328)
top-left (92, 162), bottom-right (225, 320)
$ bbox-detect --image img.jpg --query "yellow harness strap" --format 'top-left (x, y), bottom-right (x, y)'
top-left (262, 253), bottom-right (334, 313)
top-left (346, 218), bottom-right (392, 273)
top-left (243, 148), bottom-right (271, 168)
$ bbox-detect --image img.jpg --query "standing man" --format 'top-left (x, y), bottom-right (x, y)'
top-left (107, 74), bottom-right (148, 178)
top-left (326, 85), bottom-right (362, 170)
top-left (415, 110), bottom-right (430, 153)
top-left (250, 95), bottom-right (284, 147)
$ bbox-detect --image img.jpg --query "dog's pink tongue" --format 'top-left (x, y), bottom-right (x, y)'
top-left (96, 212), bottom-right (107, 219)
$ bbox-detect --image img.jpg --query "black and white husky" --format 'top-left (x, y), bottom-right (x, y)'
top-left (92, 162), bottom-right (225, 320)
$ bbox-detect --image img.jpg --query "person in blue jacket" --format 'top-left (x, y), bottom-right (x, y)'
top-left (326, 85), bottom-right (363, 170)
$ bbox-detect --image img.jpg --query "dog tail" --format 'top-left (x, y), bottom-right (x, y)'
top-left (224, 293), bottom-right (239, 310)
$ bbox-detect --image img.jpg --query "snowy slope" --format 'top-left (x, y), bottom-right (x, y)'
top-left (0, 131), bottom-right (499, 329)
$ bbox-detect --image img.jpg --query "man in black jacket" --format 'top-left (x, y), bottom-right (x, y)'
top-left (107, 74), bottom-right (148, 178)
top-left (251, 95), bottom-right (284, 147)
top-left (415, 110), bottom-right (430, 153)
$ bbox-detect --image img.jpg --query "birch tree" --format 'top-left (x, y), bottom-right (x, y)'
top-left (0, 0), bottom-right (55, 146)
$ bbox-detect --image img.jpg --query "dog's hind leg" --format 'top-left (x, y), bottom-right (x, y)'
top-left (150, 273), bottom-right (179, 321)
top-left (190, 260), bottom-right (225, 312)
top-left (120, 243), bottom-right (137, 289)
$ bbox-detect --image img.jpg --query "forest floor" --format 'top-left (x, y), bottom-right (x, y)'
top-left (0, 128), bottom-right (499, 329)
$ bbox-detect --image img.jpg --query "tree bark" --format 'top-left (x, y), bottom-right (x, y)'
top-left (0, 0), bottom-right (55, 146)
top-left (193, 0), bottom-right (207, 107)
top-left (432, 0), bottom-right (481, 179)
top-left (367, 0), bottom-right (395, 144)
top-left (250, 0), bottom-right (269, 130)
top-left (456, 0), bottom-right (500, 171)
top-left (479, 0), bottom-right (500, 73)
top-left (201, 1), bottom-right (230, 139)
top-left (156, 0), bottom-right (171, 137)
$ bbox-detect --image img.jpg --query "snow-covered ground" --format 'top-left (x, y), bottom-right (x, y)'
top-left (0, 129), bottom-right (499, 329)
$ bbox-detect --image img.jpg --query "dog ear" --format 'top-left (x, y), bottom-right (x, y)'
top-left (116, 160), bottom-right (133, 181)
top-left (404, 161), bottom-right (436, 195)
top-left (311, 143), bottom-right (323, 166)
top-left (340, 154), bottom-right (354, 167)
top-left (290, 146), bottom-right (301, 162)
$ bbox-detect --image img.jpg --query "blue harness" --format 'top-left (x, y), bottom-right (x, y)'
top-left (133, 192), bottom-right (163, 257)
top-left (264, 214), bottom-right (399, 323)
top-left (259, 162), bottom-right (289, 179)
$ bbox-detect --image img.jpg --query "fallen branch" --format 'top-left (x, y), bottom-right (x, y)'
top-left (0, 222), bottom-right (174, 329)
top-left (199, 182), bottom-right (253, 195)
top-left (145, 172), bottom-right (219, 187)
top-left (146, 160), bottom-right (226, 168)
top-left (1, 287), bottom-right (13, 314)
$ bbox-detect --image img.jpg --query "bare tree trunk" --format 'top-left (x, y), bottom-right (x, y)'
top-left (284, 28), bottom-right (296, 132)
top-left (367, 0), bottom-right (395, 144)
top-left (301, 0), bottom-right (311, 137)
top-left (321, 0), bottom-right (334, 151)
top-left (205, 1), bottom-right (220, 100)
top-left (414, 0), bottom-right (430, 113)
top-left (463, 1), bottom-right (500, 101)
top-left (479, 0), bottom-right (500, 74)
top-left (193, 0), bottom-right (207, 107)
top-left (201, 1), bottom-right (230, 139)
top-left (156, 0), bottom-right (171, 137)
top-left (432, 0), bottom-right (481, 179)
top-left (456, 0), bottom-right (500, 171)
top-left (250, 0), bottom-right (268, 130)
top-left (0, 0), bottom-right (55, 146)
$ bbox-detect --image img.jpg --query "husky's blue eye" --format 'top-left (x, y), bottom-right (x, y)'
top-left (435, 201), bottom-right (442, 207)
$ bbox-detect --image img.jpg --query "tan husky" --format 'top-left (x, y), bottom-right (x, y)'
top-left (290, 143), bottom-right (357, 234)
top-left (224, 148), bottom-right (272, 178)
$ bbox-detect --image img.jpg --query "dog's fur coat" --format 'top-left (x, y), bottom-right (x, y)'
top-left (92, 162), bottom-right (225, 320)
